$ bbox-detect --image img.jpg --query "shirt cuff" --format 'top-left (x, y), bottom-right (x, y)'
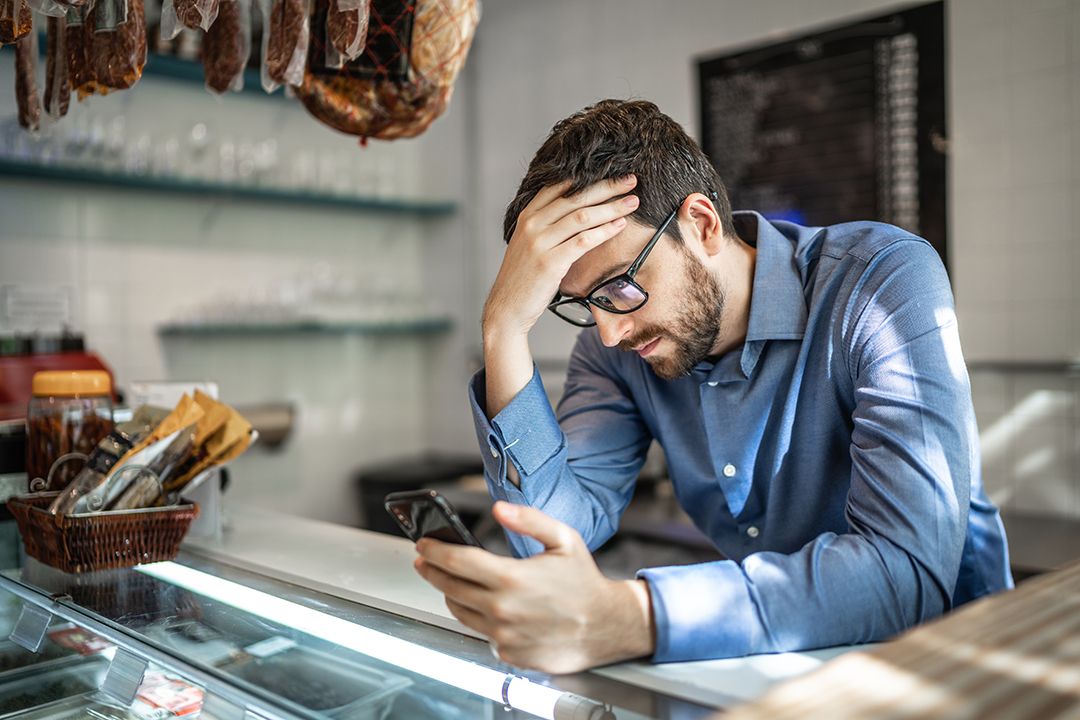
top-left (637, 560), bottom-right (763, 662)
top-left (467, 365), bottom-right (564, 483)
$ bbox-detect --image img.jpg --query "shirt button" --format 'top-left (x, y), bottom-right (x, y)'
top-left (490, 447), bottom-right (499, 458)
top-left (723, 463), bottom-right (736, 477)
top-left (747, 526), bottom-right (760, 538)
top-left (707, 381), bottom-right (719, 387)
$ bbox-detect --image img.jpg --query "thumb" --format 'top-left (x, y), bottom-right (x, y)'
top-left (493, 501), bottom-right (578, 552)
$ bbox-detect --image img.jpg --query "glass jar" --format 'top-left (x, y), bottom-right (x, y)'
top-left (26, 370), bottom-right (115, 492)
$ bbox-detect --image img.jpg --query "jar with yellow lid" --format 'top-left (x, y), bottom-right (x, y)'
top-left (26, 370), bottom-right (115, 492)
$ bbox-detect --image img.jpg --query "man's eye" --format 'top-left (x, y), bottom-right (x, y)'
top-left (591, 294), bottom-right (617, 310)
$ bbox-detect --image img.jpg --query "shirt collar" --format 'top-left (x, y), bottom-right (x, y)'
top-left (691, 211), bottom-right (809, 381)
top-left (737, 211), bottom-right (808, 344)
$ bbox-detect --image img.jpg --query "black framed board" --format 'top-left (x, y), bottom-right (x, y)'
top-left (697, 2), bottom-right (946, 266)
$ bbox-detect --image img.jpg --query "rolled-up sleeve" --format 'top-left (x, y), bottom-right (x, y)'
top-left (468, 330), bottom-right (653, 557)
top-left (638, 239), bottom-right (976, 661)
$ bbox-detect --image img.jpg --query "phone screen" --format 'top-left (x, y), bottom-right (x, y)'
top-left (385, 490), bottom-right (482, 547)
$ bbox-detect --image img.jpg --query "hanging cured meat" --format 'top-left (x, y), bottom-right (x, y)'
top-left (294, 0), bottom-right (478, 142)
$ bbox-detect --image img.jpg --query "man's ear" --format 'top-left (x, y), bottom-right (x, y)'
top-left (680, 193), bottom-right (725, 257)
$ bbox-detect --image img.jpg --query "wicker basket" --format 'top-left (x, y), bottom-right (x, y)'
top-left (7, 492), bottom-right (200, 574)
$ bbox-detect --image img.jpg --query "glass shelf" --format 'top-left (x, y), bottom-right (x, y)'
top-left (0, 160), bottom-right (458, 216)
top-left (156, 317), bottom-right (454, 337)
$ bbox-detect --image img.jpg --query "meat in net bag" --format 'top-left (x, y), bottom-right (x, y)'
top-left (295, 0), bottom-right (479, 142)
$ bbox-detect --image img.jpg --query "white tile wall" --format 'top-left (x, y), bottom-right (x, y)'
top-left (972, 371), bottom-right (1080, 518)
top-left (1, 0), bottom-right (1078, 524)
top-left (0, 58), bottom-right (474, 526)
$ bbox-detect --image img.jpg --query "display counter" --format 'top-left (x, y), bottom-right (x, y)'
top-left (0, 508), bottom-right (863, 719)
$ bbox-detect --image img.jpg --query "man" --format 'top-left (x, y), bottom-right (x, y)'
top-left (414, 99), bottom-right (1012, 673)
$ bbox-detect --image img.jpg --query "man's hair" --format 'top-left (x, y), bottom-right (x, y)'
top-left (503, 99), bottom-right (735, 245)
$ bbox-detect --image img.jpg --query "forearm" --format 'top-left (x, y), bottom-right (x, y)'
top-left (481, 322), bottom-right (535, 421)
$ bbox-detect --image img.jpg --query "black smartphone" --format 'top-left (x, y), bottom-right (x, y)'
top-left (384, 489), bottom-right (483, 547)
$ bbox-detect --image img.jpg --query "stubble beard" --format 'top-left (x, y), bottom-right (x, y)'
top-left (620, 246), bottom-right (726, 380)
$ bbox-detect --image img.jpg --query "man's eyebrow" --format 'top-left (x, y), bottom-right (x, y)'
top-left (561, 261), bottom-right (628, 298)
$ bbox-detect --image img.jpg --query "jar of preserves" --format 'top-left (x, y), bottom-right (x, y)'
top-left (26, 370), bottom-right (114, 491)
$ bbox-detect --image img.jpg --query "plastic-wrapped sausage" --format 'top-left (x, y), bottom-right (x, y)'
top-left (326, 0), bottom-right (368, 67)
top-left (14, 30), bottom-right (40, 130)
top-left (201, 0), bottom-right (249, 94)
top-left (161, 0), bottom-right (218, 38)
top-left (66, 5), bottom-right (94, 97)
top-left (88, 0), bottom-right (147, 94)
top-left (0, 0), bottom-right (33, 44)
top-left (260, 0), bottom-right (307, 91)
top-left (44, 15), bottom-right (71, 117)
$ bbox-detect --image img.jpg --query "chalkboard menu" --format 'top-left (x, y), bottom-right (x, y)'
top-left (697, 2), bottom-right (946, 264)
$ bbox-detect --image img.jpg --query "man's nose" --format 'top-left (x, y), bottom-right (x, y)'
top-left (594, 311), bottom-right (633, 348)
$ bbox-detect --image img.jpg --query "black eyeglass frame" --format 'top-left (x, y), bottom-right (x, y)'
top-left (547, 191), bottom-right (716, 328)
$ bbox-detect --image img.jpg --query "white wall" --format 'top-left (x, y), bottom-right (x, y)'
top-left (0, 61), bottom-right (474, 525)
top-left (2, 0), bottom-right (1078, 524)
top-left (466, 0), bottom-right (1080, 519)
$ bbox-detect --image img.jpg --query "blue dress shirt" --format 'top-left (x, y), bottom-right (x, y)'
top-left (468, 211), bottom-right (1013, 662)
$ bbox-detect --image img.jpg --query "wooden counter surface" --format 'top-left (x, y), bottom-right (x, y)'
top-left (719, 560), bottom-right (1080, 719)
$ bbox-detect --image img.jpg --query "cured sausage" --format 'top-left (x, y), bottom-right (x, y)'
top-left (87, 0), bottom-right (147, 95)
top-left (295, 0), bottom-right (478, 141)
top-left (202, 0), bottom-right (248, 93)
top-left (44, 15), bottom-right (71, 117)
top-left (14, 31), bottom-right (40, 130)
top-left (264, 0), bottom-right (308, 87)
top-left (327, 0), bottom-right (368, 62)
top-left (0, 0), bottom-right (32, 45)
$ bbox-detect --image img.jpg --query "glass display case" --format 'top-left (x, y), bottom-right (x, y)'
top-left (0, 545), bottom-right (714, 720)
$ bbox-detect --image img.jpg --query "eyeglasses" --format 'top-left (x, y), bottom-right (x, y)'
top-left (547, 203), bottom-right (681, 328)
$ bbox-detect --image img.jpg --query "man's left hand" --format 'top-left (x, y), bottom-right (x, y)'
top-left (414, 501), bottom-right (655, 674)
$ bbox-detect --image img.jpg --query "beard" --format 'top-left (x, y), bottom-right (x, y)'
top-left (619, 245), bottom-right (726, 380)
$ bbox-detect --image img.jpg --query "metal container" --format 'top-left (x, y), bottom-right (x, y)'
top-left (0, 656), bottom-right (109, 718)
top-left (224, 646), bottom-right (411, 720)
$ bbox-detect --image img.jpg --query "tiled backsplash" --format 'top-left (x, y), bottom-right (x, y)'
top-left (971, 368), bottom-right (1080, 518)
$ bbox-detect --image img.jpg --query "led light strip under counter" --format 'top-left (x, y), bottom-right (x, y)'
top-left (137, 562), bottom-right (609, 720)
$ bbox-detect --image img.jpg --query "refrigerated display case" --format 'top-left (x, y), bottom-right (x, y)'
top-left (0, 543), bottom-right (713, 720)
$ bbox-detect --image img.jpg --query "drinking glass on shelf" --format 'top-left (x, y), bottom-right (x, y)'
top-left (218, 136), bottom-right (236, 184)
top-left (152, 136), bottom-right (180, 177)
top-left (124, 133), bottom-right (152, 175)
top-left (253, 138), bottom-right (279, 187)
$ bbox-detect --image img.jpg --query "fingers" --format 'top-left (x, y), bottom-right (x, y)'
top-left (492, 501), bottom-right (579, 553)
top-left (521, 179), bottom-right (573, 217)
top-left (546, 193), bottom-right (638, 247)
top-left (444, 597), bottom-right (496, 637)
top-left (414, 556), bottom-right (491, 612)
top-left (521, 175), bottom-right (637, 235)
top-left (543, 174), bottom-right (638, 225)
top-left (549, 216), bottom-right (628, 271)
top-left (416, 539), bottom-right (512, 590)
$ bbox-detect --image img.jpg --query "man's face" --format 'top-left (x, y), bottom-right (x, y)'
top-left (560, 220), bottom-right (726, 380)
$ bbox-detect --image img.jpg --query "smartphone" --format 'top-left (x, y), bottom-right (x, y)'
top-left (384, 489), bottom-right (483, 547)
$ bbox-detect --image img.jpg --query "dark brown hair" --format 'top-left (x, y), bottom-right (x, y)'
top-left (503, 99), bottom-right (735, 244)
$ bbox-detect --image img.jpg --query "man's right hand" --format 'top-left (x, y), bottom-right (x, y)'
top-left (480, 174), bottom-right (639, 439)
top-left (482, 174), bottom-right (640, 339)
